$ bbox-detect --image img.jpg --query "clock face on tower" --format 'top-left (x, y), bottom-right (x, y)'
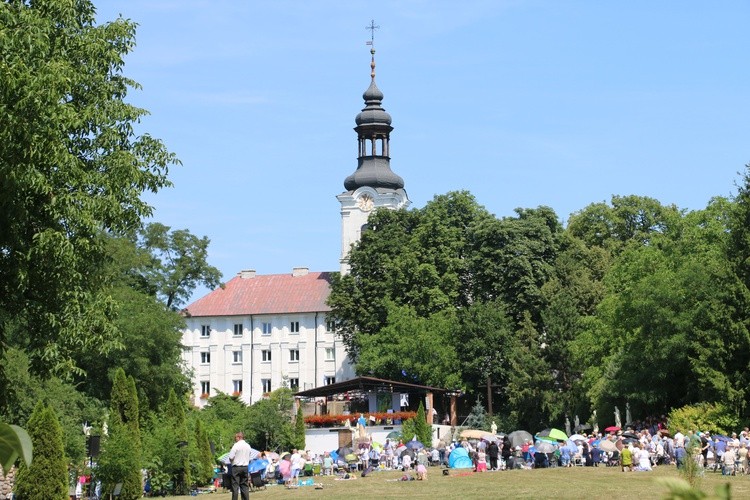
top-left (357, 193), bottom-right (374, 212)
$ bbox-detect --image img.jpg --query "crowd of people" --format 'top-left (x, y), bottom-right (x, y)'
top-left (221, 424), bottom-right (750, 498)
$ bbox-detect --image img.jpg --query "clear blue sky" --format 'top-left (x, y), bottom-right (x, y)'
top-left (95, 1), bottom-right (750, 304)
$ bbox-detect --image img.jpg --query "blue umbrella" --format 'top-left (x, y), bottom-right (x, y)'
top-left (405, 439), bottom-right (424, 450)
top-left (249, 459), bottom-right (268, 473)
top-left (714, 435), bottom-right (732, 443)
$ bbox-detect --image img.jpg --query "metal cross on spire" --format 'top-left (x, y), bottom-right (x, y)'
top-left (365, 19), bottom-right (379, 46)
top-left (365, 20), bottom-right (380, 81)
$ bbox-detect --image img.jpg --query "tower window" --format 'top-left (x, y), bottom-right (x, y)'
top-left (262, 322), bottom-right (272, 335)
top-left (262, 350), bottom-right (272, 362)
top-left (289, 349), bottom-right (300, 362)
top-left (290, 321), bottom-right (300, 333)
top-left (233, 323), bottom-right (243, 337)
top-left (200, 352), bottom-right (210, 364)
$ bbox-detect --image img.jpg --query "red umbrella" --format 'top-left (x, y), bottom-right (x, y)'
top-left (604, 426), bottom-right (620, 433)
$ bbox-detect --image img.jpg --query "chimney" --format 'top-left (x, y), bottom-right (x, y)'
top-left (292, 267), bottom-right (309, 277)
top-left (238, 269), bottom-right (256, 279)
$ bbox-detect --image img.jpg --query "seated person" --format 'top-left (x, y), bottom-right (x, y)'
top-left (534, 451), bottom-right (549, 468)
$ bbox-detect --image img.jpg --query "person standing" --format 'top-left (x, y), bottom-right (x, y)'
top-left (228, 432), bottom-right (251, 500)
top-left (487, 440), bottom-right (499, 470)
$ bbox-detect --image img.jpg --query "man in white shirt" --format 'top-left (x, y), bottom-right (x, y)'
top-left (228, 432), bottom-right (251, 500)
top-left (290, 449), bottom-right (302, 479)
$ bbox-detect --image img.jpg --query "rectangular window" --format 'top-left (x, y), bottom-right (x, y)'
top-left (289, 378), bottom-right (299, 390)
top-left (232, 351), bottom-right (242, 363)
top-left (233, 323), bottom-right (243, 337)
top-left (262, 350), bottom-right (272, 362)
top-left (261, 379), bottom-right (272, 393)
top-left (233, 380), bottom-right (243, 394)
top-left (324, 376), bottom-right (336, 386)
top-left (200, 352), bottom-right (210, 364)
top-left (290, 321), bottom-right (299, 333)
top-left (325, 348), bottom-right (335, 361)
top-left (289, 349), bottom-right (300, 362)
top-left (326, 320), bottom-right (335, 332)
top-left (262, 322), bottom-right (272, 335)
top-left (201, 325), bottom-right (211, 337)
top-left (201, 381), bottom-right (210, 395)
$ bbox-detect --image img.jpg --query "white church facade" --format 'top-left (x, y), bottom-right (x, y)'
top-left (181, 46), bottom-right (409, 407)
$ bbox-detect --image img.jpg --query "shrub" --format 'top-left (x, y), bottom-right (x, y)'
top-left (668, 402), bottom-right (739, 435)
top-left (14, 402), bottom-right (68, 500)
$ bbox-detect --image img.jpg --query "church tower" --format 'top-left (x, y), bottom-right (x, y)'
top-left (338, 45), bottom-right (410, 274)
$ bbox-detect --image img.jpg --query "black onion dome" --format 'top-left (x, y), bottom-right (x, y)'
top-left (344, 157), bottom-right (404, 191)
top-left (355, 81), bottom-right (392, 126)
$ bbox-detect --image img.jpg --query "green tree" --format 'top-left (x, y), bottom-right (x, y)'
top-left (138, 223), bottom-right (222, 309)
top-left (163, 389), bottom-right (191, 494)
top-left (292, 405), bottom-right (306, 451)
top-left (190, 418), bottom-right (214, 486)
top-left (355, 304), bottom-right (462, 388)
top-left (14, 402), bottom-right (67, 500)
top-left (98, 368), bottom-right (141, 500)
top-left (328, 191), bottom-right (494, 359)
top-left (454, 300), bottom-right (515, 411)
top-left (246, 388), bottom-right (296, 451)
top-left (0, 0), bottom-right (177, 402)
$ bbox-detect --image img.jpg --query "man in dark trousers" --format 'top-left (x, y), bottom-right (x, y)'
top-left (228, 432), bottom-right (251, 500)
top-left (487, 440), bottom-right (499, 470)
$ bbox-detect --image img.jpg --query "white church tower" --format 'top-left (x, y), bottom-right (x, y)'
top-left (338, 46), bottom-right (410, 274)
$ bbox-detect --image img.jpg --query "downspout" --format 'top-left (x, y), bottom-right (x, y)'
top-left (250, 314), bottom-right (255, 404)
top-left (314, 312), bottom-right (319, 390)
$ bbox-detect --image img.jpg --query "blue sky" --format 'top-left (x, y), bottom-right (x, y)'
top-left (95, 1), bottom-right (750, 303)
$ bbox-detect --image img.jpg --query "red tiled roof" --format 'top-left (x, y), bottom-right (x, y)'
top-left (184, 271), bottom-right (333, 317)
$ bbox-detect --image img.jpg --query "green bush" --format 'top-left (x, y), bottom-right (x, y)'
top-left (95, 427), bottom-right (142, 500)
top-left (14, 402), bottom-right (68, 500)
top-left (668, 402), bottom-right (739, 435)
top-left (401, 402), bottom-right (432, 446)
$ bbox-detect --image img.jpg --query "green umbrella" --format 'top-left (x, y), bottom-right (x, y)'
top-left (536, 428), bottom-right (568, 442)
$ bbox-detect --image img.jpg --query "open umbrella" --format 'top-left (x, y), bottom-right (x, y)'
top-left (569, 434), bottom-right (586, 442)
top-left (621, 431), bottom-right (638, 440)
top-left (395, 445), bottom-right (407, 455)
top-left (536, 428), bottom-right (568, 442)
top-left (217, 452), bottom-right (231, 464)
top-left (405, 439), bottom-right (424, 450)
top-left (336, 446), bottom-right (353, 457)
top-left (249, 459), bottom-right (268, 473)
top-left (598, 440), bottom-right (618, 453)
top-left (481, 433), bottom-right (500, 443)
top-left (371, 441), bottom-right (383, 451)
top-left (400, 448), bottom-right (415, 459)
top-left (460, 429), bottom-right (489, 440)
top-left (604, 426), bottom-right (620, 433)
top-left (535, 441), bottom-right (556, 454)
top-left (508, 430), bottom-right (534, 448)
top-left (264, 451), bottom-right (280, 461)
top-left (386, 431), bottom-right (401, 440)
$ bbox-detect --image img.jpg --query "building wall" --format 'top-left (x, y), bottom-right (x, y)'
top-left (182, 311), bottom-right (354, 407)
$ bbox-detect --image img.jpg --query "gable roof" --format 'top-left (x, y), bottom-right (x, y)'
top-left (184, 271), bottom-right (333, 317)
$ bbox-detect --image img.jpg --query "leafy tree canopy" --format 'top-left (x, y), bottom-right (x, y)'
top-left (0, 0), bottom-right (178, 400)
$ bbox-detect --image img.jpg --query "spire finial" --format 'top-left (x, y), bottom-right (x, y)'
top-left (365, 20), bottom-right (379, 81)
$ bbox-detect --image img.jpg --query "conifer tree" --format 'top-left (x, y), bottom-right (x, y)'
top-left (164, 389), bottom-right (191, 494)
top-left (14, 402), bottom-right (67, 500)
top-left (192, 419), bottom-right (214, 486)
top-left (97, 369), bottom-right (142, 500)
top-left (292, 405), bottom-right (306, 450)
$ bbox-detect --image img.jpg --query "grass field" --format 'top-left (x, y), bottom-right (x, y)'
top-left (168, 465), bottom-right (750, 499)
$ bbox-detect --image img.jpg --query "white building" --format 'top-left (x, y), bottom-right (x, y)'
top-left (181, 46), bottom-right (408, 406)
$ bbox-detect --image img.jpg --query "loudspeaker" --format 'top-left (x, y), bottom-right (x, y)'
top-left (87, 435), bottom-right (101, 457)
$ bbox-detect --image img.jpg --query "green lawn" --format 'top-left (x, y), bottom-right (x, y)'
top-left (169, 466), bottom-right (750, 499)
